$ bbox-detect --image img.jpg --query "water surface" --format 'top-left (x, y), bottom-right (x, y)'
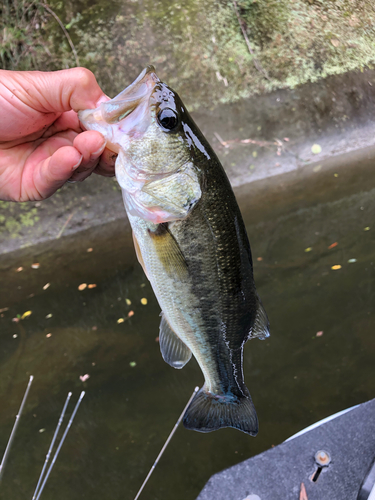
top-left (0, 184), bottom-right (374, 500)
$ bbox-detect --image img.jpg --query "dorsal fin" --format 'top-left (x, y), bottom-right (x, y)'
top-left (159, 313), bottom-right (192, 369)
top-left (249, 299), bottom-right (270, 340)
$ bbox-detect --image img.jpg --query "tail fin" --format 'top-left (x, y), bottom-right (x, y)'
top-left (183, 388), bottom-right (258, 436)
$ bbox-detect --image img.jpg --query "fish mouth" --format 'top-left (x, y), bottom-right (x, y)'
top-left (99, 65), bottom-right (160, 124)
top-left (78, 66), bottom-right (160, 151)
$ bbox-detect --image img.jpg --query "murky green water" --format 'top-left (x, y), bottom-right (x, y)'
top-left (0, 184), bottom-right (374, 500)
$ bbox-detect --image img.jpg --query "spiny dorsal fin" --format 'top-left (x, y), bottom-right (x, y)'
top-left (159, 313), bottom-right (192, 369)
top-left (249, 299), bottom-right (270, 340)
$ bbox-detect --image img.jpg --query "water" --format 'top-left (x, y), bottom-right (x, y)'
top-left (0, 183), bottom-right (374, 499)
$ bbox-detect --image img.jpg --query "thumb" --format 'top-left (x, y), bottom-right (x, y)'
top-left (1, 67), bottom-right (107, 114)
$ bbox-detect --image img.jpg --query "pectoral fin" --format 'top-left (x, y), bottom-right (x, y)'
top-left (148, 223), bottom-right (188, 279)
top-left (248, 299), bottom-right (270, 340)
top-left (159, 313), bottom-right (192, 369)
top-left (132, 232), bottom-right (149, 280)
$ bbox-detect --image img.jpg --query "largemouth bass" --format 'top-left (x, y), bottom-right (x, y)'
top-left (79, 66), bottom-right (270, 436)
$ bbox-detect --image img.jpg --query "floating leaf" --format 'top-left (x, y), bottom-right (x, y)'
top-left (87, 248), bottom-right (93, 252)
top-left (304, 247), bottom-right (313, 253)
top-left (31, 263), bottom-right (40, 269)
top-left (39, 428), bottom-right (46, 433)
top-left (43, 283), bottom-right (50, 290)
top-left (125, 298), bottom-right (131, 305)
top-left (364, 227), bottom-right (370, 231)
top-left (328, 242), bottom-right (338, 249)
top-left (16, 267), bottom-right (23, 272)
top-left (0, 307), bottom-right (9, 313)
top-left (78, 283), bottom-right (87, 291)
top-left (79, 374), bottom-right (90, 382)
top-left (311, 144), bottom-right (322, 154)
top-left (46, 333), bottom-right (52, 338)
top-left (140, 298), bottom-right (148, 305)
top-left (21, 310), bottom-right (32, 319)
top-left (348, 258), bottom-right (357, 263)
top-left (316, 331), bottom-right (324, 337)
top-left (140, 283), bottom-right (146, 288)
top-left (331, 265), bottom-right (342, 270)
top-left (128, 310), bottom-right (135, 318)
top-left (88, 284), bottom-right (97, 289)
top-left (334, 173), bottom-right (339, 178)
top-left (13, 334), bottom-right (18, 338)
top-left (45, 313), bottom-right (52, 319)
top-left (129, 361), bottom-right (137, 368)
top-left (117, 318), bottom-right (125, 324)
top-left (257, 257), bottom-right (263, 261)
top-left (313, 164), bottom-right (322, 172)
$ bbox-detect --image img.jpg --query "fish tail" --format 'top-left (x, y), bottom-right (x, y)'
top-left (183, 388), bottom-right (258, 436)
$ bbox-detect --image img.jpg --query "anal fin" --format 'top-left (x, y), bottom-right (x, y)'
top-left (159, 313), bottom-right (192, 369)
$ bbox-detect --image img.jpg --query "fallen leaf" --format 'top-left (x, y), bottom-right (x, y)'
top-left (31, 263), bottom-right (40, 269)
top-left (39, 428), bottom-right (46, 433)
top-left (311, 144), bottom-right (322, 154)
top-left (257, 257), bottom-right (263, 261)
top-left (87, 247), bottom-right (93, 252)
top-left (0, 307), bottom-right (9, 313)
top-left (334, 173), bottom-right (339, 178)
top-left (316, 331), bottom-right (324, 337)
top-left (300, 482), bottom-right (308, 500)
top-left (129, 361), bottom-right (137, 367)
top-left (128, 310), bottom-right (134, 318)
top-left (117, 318), bottom-right (125, 324)
top-left (348, 258), bottom-right (357, 263)
top-left (331, 38), bottom-right (340, 47)
top-left (16, 267), bottom-right (23, 272)
top-left (45, 313), bottom-right (52, 319)
top-left (13, 334), bottom-right (18, 338)
top-left (21, 310), bottom-right (32, 319)
top-left (284, 137), bottom-right (290, 142)
top-left (43, 283), bottom-right (50, 290)
top-left (78, 283), bottom-right (87, 291)
top-left (140, 298), bottom-right (148, 305)
top-left (46, 333), bottom-right (52, 338)
top-left (331, 265), bottom-right (342, 270)
top-left (328, 242), bottom-right (338, 249)
top-left (140, 283), bottom-right (146, 288)
top-left (313, 164), bottom-right (322, 172)
top-left (125, 298), bottom-right (131, 305)
top-left (88, 284), bottom-right (97, 289)
top-left (12, 317), bottom-right (20, 323)
top-left (304, 247), bottom-right (313, 252)
top-left (79, 374), bottom-right (90, 382)
top-left (364, 226), bottom-right (370, 231)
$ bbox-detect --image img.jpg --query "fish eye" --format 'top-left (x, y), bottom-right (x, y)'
top-left (157, 108), bottom-right (178, 131)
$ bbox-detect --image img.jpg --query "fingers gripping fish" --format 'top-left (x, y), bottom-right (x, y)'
top-left (79, 66), bottom-right (270, 436)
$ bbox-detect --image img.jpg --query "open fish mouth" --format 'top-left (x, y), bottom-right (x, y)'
top-left (98, 65), bottom-right (160, 124)
top-left (78, 65), bottom-right (160, 151)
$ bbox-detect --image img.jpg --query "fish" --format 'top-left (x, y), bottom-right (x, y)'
top-left (79, 66), bottom-right (270, 436)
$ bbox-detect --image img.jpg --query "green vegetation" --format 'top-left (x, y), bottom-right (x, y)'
top-left (1, 0), bottom-right (375, 107)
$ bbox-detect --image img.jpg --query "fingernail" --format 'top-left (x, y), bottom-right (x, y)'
top-left (72, 155), bottom-right (83, 170)
top-left (91, 140), bottom-right (106, 159)
top-left (96, 94), bottom-right (111, 105)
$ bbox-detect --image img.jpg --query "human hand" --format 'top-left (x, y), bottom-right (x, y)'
top-left (0, 68), bottom-right (116, 202)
